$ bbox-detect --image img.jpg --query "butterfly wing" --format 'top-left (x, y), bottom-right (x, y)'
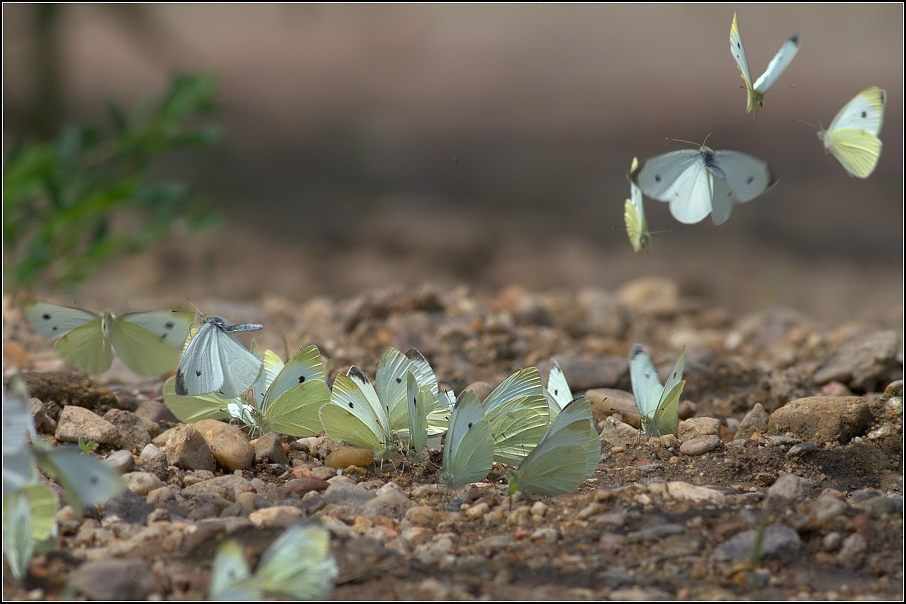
top-left (22, 302), bottom-right (99, 339)
top-left (442, 391), bottom-right (494, 488)
top-left (213, 331), bottom-right (263, 399)
top-left (628, 344), bottom-right (666, 432)
top-left (828, 87), bottom-right (886, 135)
top-left (210, 539), bottom-right (258, 600)
top-left (162, 376), bottom-right (234, 423)
top-left (175, 323), bottom-right (222, 395)
top-left (260, 380), bottom-right (330, 438)
top-left (487, 394), bottom-right (550, 466)
top-left (405, 372), bottom-right (430, 459)
top-left (32, 445), bottom-right (126, 515)
top-left (110, 311), bottom-right (194, 376)
top-left (632, 150), bottom-right (714, 225)
top-left (256, 524), bottom-right (337, 600)
top-left (649, 347), bottom-right (685, 436)
top-left (508, 397), bottom-right (598, 496)
top-left (822, 129), bottom-right (883, 179)
top-left (729, 13), bottom-right (757, 111)
top-left (712, 150), bottom-right (776, 204)
top-left (53, 319), bottom-right (113, 374)
top-left (262, 345), bottom-right (324, 411)
top-left (752, 32), bottom-right (801, 95)
top-left (482, 367), bottom-right (544, 415)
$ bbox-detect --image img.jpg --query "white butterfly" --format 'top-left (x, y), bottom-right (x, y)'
top-left (623, 157), bottom-right (650, 253)
top-left (818, 86), bottom-right (886, 178)
top-left (210, 523), bottom-right (337, 600)
top-left (628, 344), bottom-right (685, 437)
top-left (482, 367), bottom-right (550, 466)
top-left (22, 301), bottom-right (194, 376)
top-left (441, 390), bottom-right (494, 488)
top-left (507, 396), bottom-right (600, 496)
top-left (730, 12), bottom-right (800, 114)
top-left (175, 315), bottom-right (263, 398)
top-left (319, 347), bottom-right (450, 460)
top-left (631, 142), bottom-right (776, 225)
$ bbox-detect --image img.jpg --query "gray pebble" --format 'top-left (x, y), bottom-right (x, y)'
top-left (137, 443), bottom-right (169, 479)
top-left (678, 417), bottom-right (721, 440)
top-left (627, 523), bottom-right (684, 542)
top-left (105, 449), bottom-right (135, 473)
top-left (166, 425), bottom-right (216, 472)
top-left (814, 330), bottom-right (900, 390)
top-left (103, 408), bottom-right (151, 451)
top-left (768, 396), bottom-right (870, 444)
top-left (766, 473), bottom-right (807, 508)
top-left (712, 524), bottom-right (801, 562)
top-left (835, 532), bottom-right (867, 569)
top-left (125, 471), bottom-right (163, 496)
top-left (254, 432), bottom-right (289, 464)
top-left (321, 480), bottom-right (376, 509)
top-left (135, 398), bottom-right (178, 425)
top-left (735, 403), bottom-right (769, 440)
top-left (362, 488), bottom-right (414, 520)
top-left (551, 354), bottom-right (628, 390)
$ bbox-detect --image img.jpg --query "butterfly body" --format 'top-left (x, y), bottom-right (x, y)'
top-left (631, 144), bottom-right (776, 225)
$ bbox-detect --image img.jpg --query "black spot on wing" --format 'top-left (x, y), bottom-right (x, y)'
top-left (467, 421), bottom-right (474, 429)
top-left (654, 174), bottom-right (662, 183)
top-left (297, 375), bottom-right (306, 383)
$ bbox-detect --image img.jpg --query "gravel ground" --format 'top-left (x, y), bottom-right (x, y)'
top-left (2, 277), bottom-right (902, 600)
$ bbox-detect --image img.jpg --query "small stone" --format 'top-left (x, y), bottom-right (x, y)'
top-left (617, 277), bottom-right (679, 316)
top-left (465, 502), bottom-right (490, 520)
top-left (808, 494), bottom-right (849, 525)
top-left (712, 524), bottom-right (801, 562)
top-left (599, 416), bottom-right (638, 447)
top-left (135, 399), bottom-right (178, 426)
top-left (531, 527), bottom-right (559, 544)
top-left (679, 435), bottom-right (721, 456)
top-left (165, 425), bottom-right (216, 472)
top-left (137, 443), bottom-right (169, 479)
top-left (254, 432), bottom-right (289, 465)
top-left (677, 417), bottom-right (721, 440)
top-left (585, 388), bottom-right (637, 426)
top-left (125, 471), bottom-right (164, 496)
top-left (473, 534), bottom-right (512, 557)
top-left (402, 506), bottom-right (447, 530)
top-left (415, 535), bottom-right (454, 565)
top-left (765, 473), bottom-right (807, 508)
top-left (550, 355), bottom-right (627, 390)
top-left (735, 404), bottom-right (769, 440)
top-left (195, 419), bottom-right (255, 472)
top-left (248, 505), bottom-right (305, 528)
top-left (103, 409), bottom-right (152, 452)
top-left (105, 449), bottom-right (135, 473)
top-left (325, 446), bottom-right (374, 469)
top-left (835, 533), bottom-right (867, 569)
top-left (55, 406), bottom-right (120, 445)
top-left (321, 481), bottom-right (376, 509)
top-left (667, 482), bottom-right (726, 506)
top-left (813, 330), bottom-right (899, 390)
top-left (361, 488), bottom-right (414, 520)
top-left (70, 559), bottom-right (153, 600)
top-left (768, 396), bottom-right (870, 444)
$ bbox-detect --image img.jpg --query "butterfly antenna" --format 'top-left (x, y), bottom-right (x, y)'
top-left (666, 135), bottom-right (708, 148)
top-left (790, 117), bottom-right (820, 130)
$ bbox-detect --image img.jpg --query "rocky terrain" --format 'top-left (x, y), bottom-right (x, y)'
top-left (1, 277), bottom-right (902, 600)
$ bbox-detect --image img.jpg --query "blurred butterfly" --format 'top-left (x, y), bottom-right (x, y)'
top-left (631, 141), bottom-right (776, 225)
top-left (628, 344), bottom-right (685, 437)
top-left (623, 157), bottom-right (650, 253)
top-left (175, 314), bottom-right (263, 398)
top-left (507, 396), bottom-right (599, 496)
top-left (210, 523), bottom-right (338, 600)
top-left (441, 390), bottom-right (494, 488)
top-left (23, 301), bottom-right (194, 376)
top-left (482, 367), bottom-right (550, 466)
top-left (543, 359), bottom-right (573, 418)
top-left (730, 13), bottom-right (800, 114)
top-left (817, 86), bottom-right (886, 178)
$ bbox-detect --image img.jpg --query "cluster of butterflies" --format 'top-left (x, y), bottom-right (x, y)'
top-left (622, 12), bottom-right (887, 253)
top-left (22, 300), bottom-right (689, 498)
top-left (2, 377), bottom-right (126, 579)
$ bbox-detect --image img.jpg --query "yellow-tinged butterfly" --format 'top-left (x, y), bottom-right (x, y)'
top-left (23, 301), bottom-right (194, 376)
top-left (818, 86), bottom-right (886, 178)
top-left (730, 13), bottom-right (800, 114)
top-left (624, 157), bottom-right (650, 253)
top-left (628, 344), bottom-right (685, 437)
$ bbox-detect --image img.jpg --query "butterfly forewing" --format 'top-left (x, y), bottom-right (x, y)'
top-left (442, 391), bottom-right (494, 488)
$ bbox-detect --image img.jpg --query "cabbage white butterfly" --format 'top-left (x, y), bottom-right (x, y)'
top-left (817, 87), bottom-right (886, 178)
top-left (631, 141), bottom-right (776, 225)
top-left (175, 315), bottom-right (263, 398)
top-left (31, 444), bottom-right (126, 515)
top-left (543, 359), bottom-right (573, 417)
top-left (730, 13), bottom-right (801, 114)
top-left (628, 344), bottom-right (685, 437)
top-left (507, 396), bottom-right (599, 496)
top-left (441, 390), bottom-right (494, 488)
top-left (406, 372), bottom-right (430, 459)
top-left (624, 157), bottom-right (650, 253)
top-left (319, 347), bottom-right (450, 460)
top-left (23, 301), bottom-right (194, 376)
top-left (482, 367), bottom-right (550, 466)
top-left (210, 523), bottom-right (337, 600)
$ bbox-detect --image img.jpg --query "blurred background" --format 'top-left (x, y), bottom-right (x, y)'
top-left (3, 4), bottom-right (902, 323)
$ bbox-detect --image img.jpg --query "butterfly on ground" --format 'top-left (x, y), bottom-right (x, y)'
top-left (22, 301), bottom-right (194, 376)
top-left (628, 344), bottom-right (686, 437)
top-left (730, 12), bottom-right (801, 114)
top-left (630, 141), bottom-right (776, 225)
